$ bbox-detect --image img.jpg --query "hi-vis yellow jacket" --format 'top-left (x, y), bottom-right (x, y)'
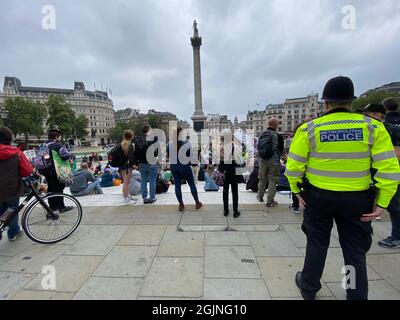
top-left (285, 110), bottom-right (400, 208)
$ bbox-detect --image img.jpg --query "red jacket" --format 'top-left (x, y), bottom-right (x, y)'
top-left (0, 144), bottom-right (33, 201)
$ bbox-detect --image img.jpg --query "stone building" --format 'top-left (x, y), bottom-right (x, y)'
top-left (204, 114), bottom-right (233, 131)
top-left (361, 82), bottom-right (400, 98)
top-left (0, 76), bottom-right (115, 145)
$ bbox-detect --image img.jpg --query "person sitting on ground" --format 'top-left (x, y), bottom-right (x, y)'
top-left (0, 126), bottom-right (33, 241)
top-left (129, 165), bottom-right (142, 196)
top-left (100, 166), bottom-right (114, 188)
top-left (204, 165), bottom-right (219, 192)
top-left (70, 162), bottom-right (103, 197)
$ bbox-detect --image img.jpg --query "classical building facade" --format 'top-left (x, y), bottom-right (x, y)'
top-left (361, 82), bottom-right (400, 98)
top-left (0, 77), bottom-right (115, 144)
top-left (204, 114), bottom-right (233, 131)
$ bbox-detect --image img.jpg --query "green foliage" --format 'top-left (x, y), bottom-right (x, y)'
top-left (74, 115), bottom-right (89, 139)
top-left (46, 95), bottom-right (76, 138)
top-left (352, 91), bottom-right (400, 111)
top-left (147, 114), bottom-right (161, 129)
top-left (4, 97), bottom-right (47, 146)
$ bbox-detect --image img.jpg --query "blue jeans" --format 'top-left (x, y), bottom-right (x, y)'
top-left (387, 186), bottom-right (400, 240)
top-left (72, 181), bottom-right (103, 197)
top-left (139, 163), bottom-right (158, 200)
top-left (0, 198), bottom-right (20, 240)
top-left (171, 164), bottom-right (199, 205)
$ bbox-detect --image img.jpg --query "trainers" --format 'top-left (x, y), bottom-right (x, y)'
top-left (378, 237), bottom-right (400, 249)
top-left (375, 217), bottom-right (382, 221)
top-left (147, 199), bottom-right (157, 204)
top-left (233, 211), bottom-right (241, 218)
top-left (295, 272), bottom-right (316, 300)
top-left (9, 230), bottom-right (23, 242)
top-left (266, 201), bottom-right (279, 208)
top-left (59, 206), bottom-right (74, 213)
top-left (289, 206), bottom-right (300, 214)
top-left (256, 196), bottom-right (264, 203)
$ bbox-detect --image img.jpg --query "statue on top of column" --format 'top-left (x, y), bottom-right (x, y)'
top-left (193, 20), bottom-right (199, 37)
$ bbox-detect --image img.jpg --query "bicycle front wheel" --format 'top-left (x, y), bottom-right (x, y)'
top-left (22, 193), bottom-right (82, 244)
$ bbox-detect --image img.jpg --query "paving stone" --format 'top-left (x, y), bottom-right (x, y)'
top-left (66, 225), bottom-right (128, 256)
top-left (25, 255), bottom-right (103, 293)
top-left (367, 254), bottom-right (400, 291)
top-left (204, 279), bottom-right (270, 300)
top-left (270, 212), bottom-right (303, 224)
top-left (205, 232), bottom-right (249, 246)
top-left (247, 232), bottom-right (302, 257)
top-left (93, 246), bottom-right (157, 278)
top-left (0, 272), bottom-right (35, 300)
top-left (282, 224), bottom-right (341, 249)
top-left (205, 246), bottom-right (261, 279)
top-left (0, 244), bottom-right (69, 273)
top-left (179, 226), bottom-right (203, 232)
top-left (180, 212), bottom-right (203, 225)
top-left (118, 225), bottom-right (167, 246)
top-left (74, 277), bottom-right (144, 300)
top-left (54, 225), bottom-right (93, 245)
top-left (371, 221), bottom-right (392, 239)
top-left (326, 280), bottom-right (400, 300)
top-left (299, 248), bottom-right (382, 282)
top-left (141, 257), bottom-right (203, 298)
top-left (258, 257), bottom-right (332, 298)
top-left (0, 256), bottom-right (10, 267)
top-left (0, 233), bottom-right (35, 257)
top-left (203, 225), bottom-right (228, 232)
top-left (254, 225), bottom-right (281, 232)
top-left (10, 290), bottom-right (74, 300)
top-left (230, 225), bottom-right (255, 232)
top-left (157, 226), bottom-right (204, 257)
top-left (368, 234), bottom-right (400, 255)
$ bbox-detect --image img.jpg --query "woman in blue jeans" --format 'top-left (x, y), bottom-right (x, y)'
top-left (167, 127), bottom-right (202, 212)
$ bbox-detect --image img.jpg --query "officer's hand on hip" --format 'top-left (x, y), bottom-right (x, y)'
top-left (361, 206), bottom-right (385, 222)
top-left (295, 194), bottom-right (306, 210)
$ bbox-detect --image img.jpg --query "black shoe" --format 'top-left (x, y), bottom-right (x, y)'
top-left (295, 272), bottom-right (316, 300)
top-left (224, 211), bottom-right (229, 217)
top-left (59, 206), bottom-right (73, 213)
top-left (233, 211), bottom-right (241, 218)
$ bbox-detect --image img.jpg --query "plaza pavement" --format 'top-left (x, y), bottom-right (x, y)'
top-left (0, 183), bottom-right (399, 300)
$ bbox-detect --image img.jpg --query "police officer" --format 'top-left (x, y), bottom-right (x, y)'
top-left (285, 76), bottom-right (400, 300)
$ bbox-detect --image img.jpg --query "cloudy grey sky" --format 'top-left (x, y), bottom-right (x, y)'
top-left (0, 0), bottom-right (399, 122)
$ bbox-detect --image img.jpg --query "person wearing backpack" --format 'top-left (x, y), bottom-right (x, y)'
top-left (257, 118), bottom-right (284, 207)
top-left (0, 126), bottom-right (33, 241)
top-left (39, 129), bottom-right (72, 213)
top-left (135, 125), bottom-right (159, 204)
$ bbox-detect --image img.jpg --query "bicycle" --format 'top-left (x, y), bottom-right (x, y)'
top-left (0, 176), bottom-right (82, 244)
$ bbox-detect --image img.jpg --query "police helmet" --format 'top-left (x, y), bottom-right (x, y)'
top-left (322, 76), bottom-right (357, 103)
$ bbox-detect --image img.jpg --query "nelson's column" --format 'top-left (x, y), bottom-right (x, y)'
top-left (191, 20), bottom-right (207, 132)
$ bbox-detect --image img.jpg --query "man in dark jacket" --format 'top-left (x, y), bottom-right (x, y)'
top-left (41, 129), bottom-right (72, 212)
top-left (0, 126), bottom-right (33, 241)
top-left (70, 162), bottom-right (103, 196)
top-left (383, 97), bottom-right (400, 125)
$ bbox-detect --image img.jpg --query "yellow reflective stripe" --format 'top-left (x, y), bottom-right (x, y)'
top-left (372, 151), bottom-right (397, 162)
top-left (285, 169), bottom-right (304, 178)
top-left (309, 152), bottom-right (370, 160)
top-left (375, 172), bottom-right (400, 181)
top-left (289, 152), bottom-right (307, 163)
top-left (307, 168), bottom-right (370, 178)
top-left (308, 122), bottom-right (316, 151)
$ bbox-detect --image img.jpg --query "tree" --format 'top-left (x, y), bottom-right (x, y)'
top-left (147, 114), bottom-right (161, 129)
top-left (46, 95), bottom-right (76, 138)
top-left (4, 97), bottom-right (47, 148)
top-left (73, 115), bottom-right (89, 140)
top-left (352, 91), bottom-right (400, 112)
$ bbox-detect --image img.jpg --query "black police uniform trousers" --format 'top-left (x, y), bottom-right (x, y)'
top-left (223, 169), bottom-right (239, 213)
top-left (301, 185), bottom-right (374, 300)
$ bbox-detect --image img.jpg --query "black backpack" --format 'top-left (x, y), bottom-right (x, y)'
top-left (258, 130), bottom-right (276, 160)
top-left (135, 135), bottom-right (151, 163)
top-left (108, 145), bottom-right (127, 168)
top-left (156, 176), bottom-right (169, 194)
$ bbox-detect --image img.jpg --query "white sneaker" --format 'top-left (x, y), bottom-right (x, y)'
top-left (123, 198), bottom-right (137, 205)
top-left (375, 217), bottom-right (382, 221)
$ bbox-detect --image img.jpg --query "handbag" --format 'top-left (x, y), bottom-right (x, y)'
top-left (52, 150), bottom-right (73, 186)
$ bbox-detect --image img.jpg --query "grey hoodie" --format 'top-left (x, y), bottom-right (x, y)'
top-left (70, 169), bottom-right (96, 194)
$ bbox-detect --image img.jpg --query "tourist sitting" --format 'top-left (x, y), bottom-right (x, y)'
top-left (204, 165), bottom-right (219, 192)
top-left (70, 162), bottom-right (103, 196)
top-left (100, 167), bottom-right (114, 188)
top-left (129, 166), bottom-right (141, 196)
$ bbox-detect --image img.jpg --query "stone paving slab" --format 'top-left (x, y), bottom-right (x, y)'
top-left (141, 257), bottom-right (203, 298)
top-left (118, 225), bottom-right (167, 246)
top-left (205, 232), bottom-right (250, 246)
top-left (0, 234), bottom-right (35, 257)
top-left (0, 272), bottom-right (35, 300)
top-left (74, 277), bottom-right (144, 300)
top-left (367, 254), bottom-right (400, 291)
top-left (204, 279), bottom-right (271, 300)
top-left (66, 225), bottom-right (128, 256)
top-left (93, 246), bottom-right (157, 278)
top-left (157, 226), bottom-right (204, 257)
top-left (205, 246), bottom-right (261, 279)
top-left (10, 290), bottom-right (74, 300)
top-left (282, 224), bottom-right (341, 248)
top-left (247, 231), bottom-right (303, 257)
top-left (0, 244), bottom-right (69, 274)
top-left (25, 255), bottom-right (103, 293)
top-left (326, 280), bottom-right (400, 300)
top-left (258, 257), bottom-right (333, 299)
